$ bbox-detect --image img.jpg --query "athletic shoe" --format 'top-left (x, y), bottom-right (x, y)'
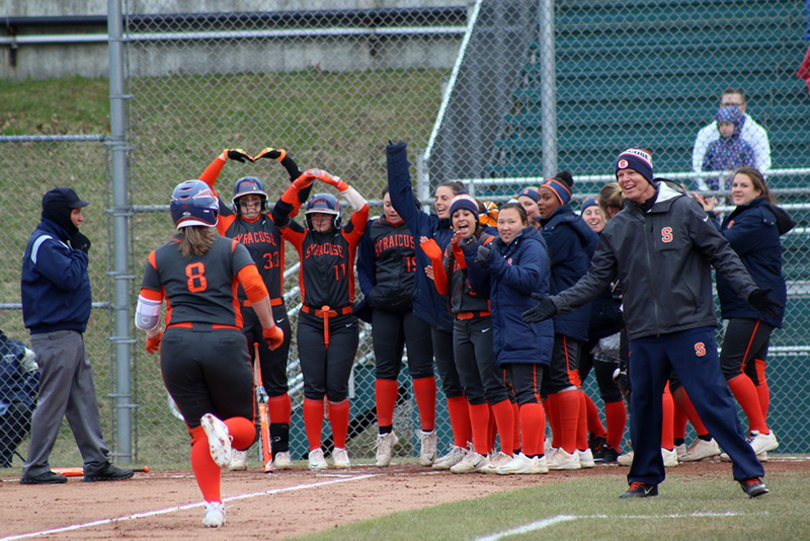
top-left (332, 447), bottom-right (351, 468)
top-left (720, 450), bottom-right (768, 463)
top-left (375, 432), bottom-right (399, 467)
top-left (593, 443), bottom-right (620, 463)
top-left (19, 471), bottom-right (68, 484)
top-left (739, 477), bottom-right (769, 498)
top-left (450, 451), bottom-right (489, 473)
top-left (480, 451), bottom-right (512, 473)
top-left (228, 450), bottom-right (248, 471)
top-left (577, 448), bottom-right (595, 468)
top-left (308, 448), bottom-right (328, 471)
top-left (432, 445), bottom-right (467, 470)
top-left (202, 501), bottom-right (226, 527)
top-left (496, 453), bottom-right (549, 474)
top-left (548, 449), bottom-right (581, 470)
top-left (747, 430), bottom-right (779, 455)
top-left (83, 463), bottom-right (135, 482)
top-left (674, 442), bottom-right (688, 459)
top-left (419, 430), bottom-right (438, 466)
top-left (588, 434), bottom-right (606, 452)
top-left (272, 451), bottom-right (292, 470)
top-left (620, 481), bottom-right (658, 499)
top-left (662, 447), bottom-right (679, 467)
top-left (201, 413), bottom-right (233, 468)
top-left (545, 446), bottom-right (558, 464)
top-left (617, 450), bottom-right (634, 467)
top-left (679, 438), bottom-right (721, 462)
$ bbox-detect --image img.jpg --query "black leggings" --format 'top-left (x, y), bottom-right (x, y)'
top-left (297, 311), bottom-right (359, 402)
top-left (720, 318), bottom-right (774, 384)
top-left (372, 309), bottom-right (434, 380)
top-left (431, 326), bottom-right (464, 399)
top-left (242, 304), bottom-right (292, 397)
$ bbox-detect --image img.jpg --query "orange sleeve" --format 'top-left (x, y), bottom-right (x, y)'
top-left (237, 264), bottom-right (270, 304)
top-left (419, 239), bottom-right (448, 296)
top-left (346, 204), bottom-right (370, 246)
top-left (138, 287), bottom-right (163, 302)
top-left (198, 155), bottom-right (226, 194)
top-left (280, 184), bottom-right (304, 212)
top-left (451, 242), bottom-right (466, 270)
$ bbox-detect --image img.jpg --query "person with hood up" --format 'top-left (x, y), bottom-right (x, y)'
top-left (701, 106), bottom-right (755, 191)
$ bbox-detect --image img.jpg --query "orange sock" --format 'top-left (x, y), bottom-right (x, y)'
top-left (604, 400), bottom-right (626, 451)
top-left (189, 425), bottom-right (222, 503)
top-left (491, 399), bottom-right (514, 457)
top-left (413, 376), bottom-right (437, 432)
top-left (755, 359), bottom-right (770, 419)
top-left (468, 403), bottom-right (490, 455)
top-left (576, 391), bottom-right (589, 451)
top-left (520, 402), bottom-right (546, 456)
top-left (727, 374), bottom-right (769, 434)
top-left (673, 387), bottom-right (708, 436)
top-left (267, 394), bottom-right (291, 425)
top-left (584, 393), bottom-right (606, 437)
top-left (661, 385), bottom-right (674, 450)
top-left (328, 399), bottom-right (350, 449)
top-left (447, 396), bottom-right (472, 448)
top-left (512, 401), bottom-right (521, 454)
top-left (545, 395), bottom-right (561, 449)
top-left (375, 379), bottom-right (398, 428)
top-left (303, 397), bottom-right (325, 450)
top-left (487, 404), bottom-right (497, 454)
top-left (556, 390), bottom-right (579, 454)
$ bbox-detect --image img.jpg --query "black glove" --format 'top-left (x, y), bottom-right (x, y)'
top-left (458, 235), bottom-right (478, 251)
top-left (522, 292), bottom-right (557, 323)
top-left (70, 231), bottom-right (91, 253)
top-left (226, 148), bottom-right (254, 163)
top-left (254, 147), bottom-right (283, 161)
top-left (748, 287), bottom-right (783, 320)
top-left (475, 244), bottom-right (491, 264)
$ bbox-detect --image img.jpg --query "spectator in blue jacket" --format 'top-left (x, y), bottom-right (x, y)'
top-left (0, 331), bottom-right (39, 468)
top-left (536, 171), bottom-right (598, 471)
top-left (19, 187), bottom-right (132, 484)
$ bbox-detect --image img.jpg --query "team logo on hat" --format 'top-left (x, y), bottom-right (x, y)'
top-left (618, 159), bottom-right (629, 169)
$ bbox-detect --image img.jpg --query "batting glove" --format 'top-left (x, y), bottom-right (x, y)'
top-left (145, 330), bottom-right (163, 354)
top-left (220, 148), bottom-right (255, 163)
top-left (522, 293), bottom-right (558, 323)
top-left (254, 147), bottom-right (286, 161)
top-left (306, 168), bottom-right (348, 192)
top-left (263, 326), bottom-right (285, 351)
top-left (748, 287), bottom-right (784, 320)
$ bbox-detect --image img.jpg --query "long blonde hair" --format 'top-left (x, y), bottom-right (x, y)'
top-left (178, 226), bottom-right (215, 257)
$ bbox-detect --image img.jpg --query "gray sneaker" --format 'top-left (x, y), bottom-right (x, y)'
top-left (20, 471), bottom-right (68, 485)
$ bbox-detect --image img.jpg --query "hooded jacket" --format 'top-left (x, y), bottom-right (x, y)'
top-left (702, 107), bottom-right (755, 190)
top-left (551, 181), bottom-right (759, 341)
top-left (466, 226), bottom-right (554, 366)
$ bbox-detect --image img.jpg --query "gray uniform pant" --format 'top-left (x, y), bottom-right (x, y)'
top-left (22, 330), bottom-right (109, 478)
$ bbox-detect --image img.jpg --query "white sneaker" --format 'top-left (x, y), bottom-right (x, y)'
top-left (675, 443), bottom-right (687, 459)
top-left (450, 451), bottom-right (489, 473)
top-left (432, 445), bottom-right (467, 470)
top-left (577, 448), bottom-right (595, 468)
top-left (662, 447), bottom-right (679, 467)
top-left (272, 451), bottom-right (292, 470)
top-left (227, 449), bottom-right (247, 471)
top-left (617, 450), bottom-right (634, 466)
top-left (332, 447), bottom-right (351, 468)
top-left (375, 432), bottom-right (399, 467)
top-left (548, 449), bottom-right (581, 470)
top-left (497, 453), bottom-right (549, 474)
top-left (308, 448), bottom-right (328, 471)
top-left (480, 451), bottom-right (512, 473)
top-left (748, 430), bottom-right (778, 454)
top-left (201, 414), bottom-right (232, 468)
top-left (202, 501), bottom-right (225, 528)
top-left (419, 430), bottom-right (438, 466)
top-left (679, 438), bottom-right (721, 462)
top-left (545, 446), bottom-right (558, 463)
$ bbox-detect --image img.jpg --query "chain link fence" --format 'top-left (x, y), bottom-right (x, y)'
top-left (2, 0), bottom-right (809, 471)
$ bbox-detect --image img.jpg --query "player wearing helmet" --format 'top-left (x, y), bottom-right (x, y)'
top-left (272, 169), bottom-right (369, 471)
top-left (198, 148), bottom-right (311, 471)
top-left (135, 179), bottom-right (284, 527)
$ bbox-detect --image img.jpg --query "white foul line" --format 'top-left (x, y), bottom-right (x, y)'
top-left (0, 474), bottom-right (378, 541)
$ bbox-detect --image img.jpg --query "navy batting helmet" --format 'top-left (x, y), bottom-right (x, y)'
top-left (232, 176), bottom-right (268, 215)
top-left (305, 193), bottom-right (341, 230)
top-left (170, 180), bottom-right (219, 229)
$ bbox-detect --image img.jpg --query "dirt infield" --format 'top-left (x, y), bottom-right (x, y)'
top-left (2, 457), bottom-right (808, 540)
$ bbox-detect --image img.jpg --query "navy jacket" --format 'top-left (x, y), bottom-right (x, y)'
top-left (21, 218), bottom-right (92, 334)
top-left (714, 197), bottom-right (787, 328)
top-left (539, 205), bottom-right (598, 342)
top-left (0, 331), bottom-right (38, 409)
top-left (386, 142), bottom-right (454, 331)
top-left (466, 226), bottom-right (554, 366)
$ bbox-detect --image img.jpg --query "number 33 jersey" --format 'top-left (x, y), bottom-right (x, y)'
top-left (140, 234), bottom-right (255, 327)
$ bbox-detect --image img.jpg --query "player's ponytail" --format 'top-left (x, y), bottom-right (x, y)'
top-left (179, 226), bottom-right (215, 257)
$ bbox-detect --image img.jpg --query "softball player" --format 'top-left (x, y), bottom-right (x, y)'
top-left (422, 193), bottom-right (515, 474)
top-left (386, 141), bottom-right (472, 470)
top-left (198, 147), bottom-right (311, 470)
top-left (356, 187), bottom-right (437, 467)
top-left (271, 169), bottom-right (369, 471)
top-left (135, 180), bottom-right (284, 527)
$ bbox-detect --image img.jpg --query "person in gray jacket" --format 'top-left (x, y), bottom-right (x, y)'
top-left (523, 148), bottom-right (782, 499)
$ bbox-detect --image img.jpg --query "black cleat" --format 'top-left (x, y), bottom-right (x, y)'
top-left (739, 477), bottom-right (769, 498)
top-left (20, 471), bottom-right (68, 485)
top-left (83, 463), bottom-right (134, 482)
top-left (620, 481), bottom-right (658, 498)
top-left (593, 443), bottom-right (620, 463)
